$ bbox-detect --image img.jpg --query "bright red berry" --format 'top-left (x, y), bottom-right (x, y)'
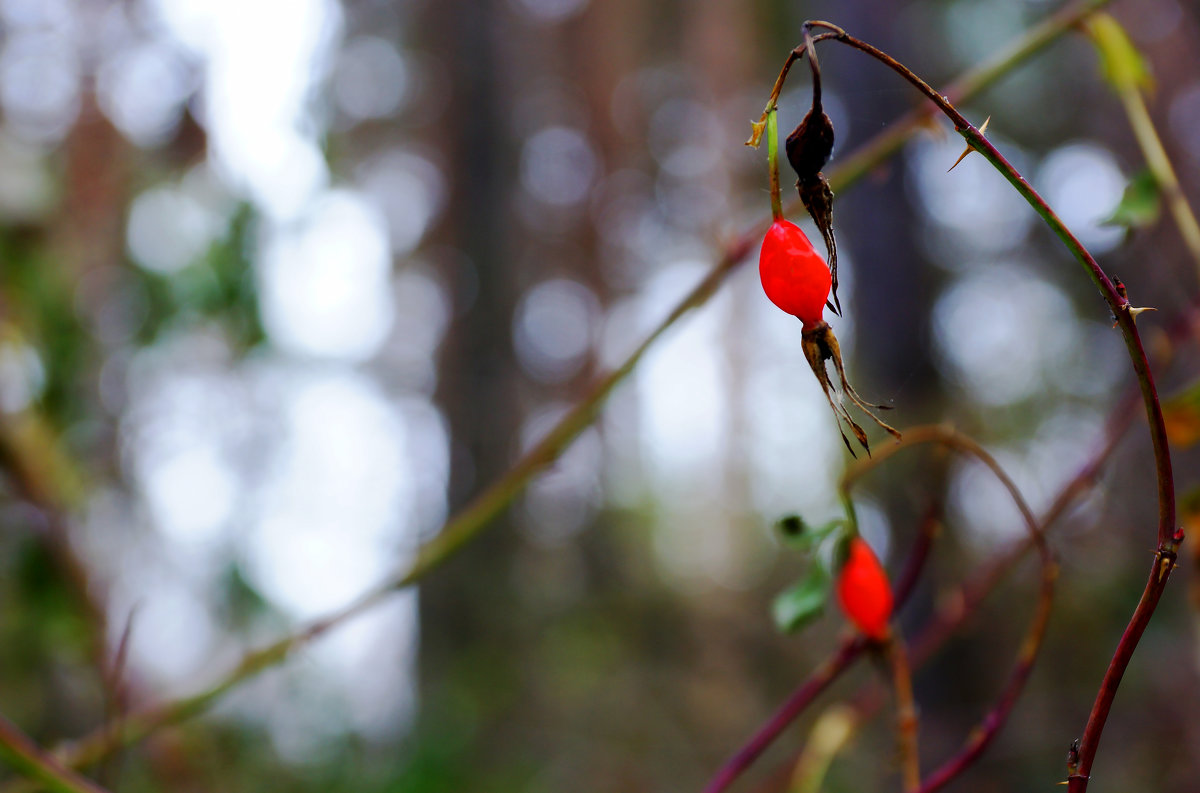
top-left (836, 537), bottom-right (893, 640)
top-left (759, 218), bottom-right (831, 329)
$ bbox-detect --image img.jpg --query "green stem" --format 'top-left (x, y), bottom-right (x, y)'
top-left (1111, 61), bottom-right (1200, 274)
top-left (20, 3), bottom-right (1112, 778)
top-left (767, 105), bottom-right (783, 220)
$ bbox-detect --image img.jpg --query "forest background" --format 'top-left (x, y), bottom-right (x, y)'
top-left (1, 0), bottom-right (1200, 791)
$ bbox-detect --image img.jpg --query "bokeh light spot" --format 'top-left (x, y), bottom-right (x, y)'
top-left (520, 126), bottom-right (597, 207)
top-left (514, 278), bottom-right (598, 382)
top-left (1036, 142), bottom-right (1125, 254)
top-left (259, 191), bottom-right (395, 361)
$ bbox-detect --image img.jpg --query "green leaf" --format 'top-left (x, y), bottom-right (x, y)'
top-left (1101, 169), bottom-right (1160, 230)
top-left (1086, 13), bottom-right (1152, 93)
top-left (773, 562), bottom-right (832, 634)
top-left (776, 515), bottom-right (844, 553)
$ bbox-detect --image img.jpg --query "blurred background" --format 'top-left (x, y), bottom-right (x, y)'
top-left (0, 0), bottom-right (1199, 790)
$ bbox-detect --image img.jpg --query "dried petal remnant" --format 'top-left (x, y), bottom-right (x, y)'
top-left (802, 321), bottom-right (900, 457)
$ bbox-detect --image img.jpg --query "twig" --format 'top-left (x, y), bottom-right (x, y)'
top-left (0, 417), bottom-right (111, 693)
top-left (1088, 13), bottom-right (1200, 274)
top-left (701, 637), bottom-right (868, 793)
top-left (843, 426), bottom-right (1057, 793)
top-left (885, 633), bottom-right (920, 792)
top-left (0, 714), bottom-right (112, 793)
top-left (826, 0), bottom-right (1114, 190)
top-left (892, 502), bottom-right (943, 609)
top-left (1066, 547), bottom-right (1179, 792)
top-left (18, 2), bottom-right (1114, 778)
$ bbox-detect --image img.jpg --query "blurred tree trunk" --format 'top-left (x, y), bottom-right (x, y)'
top-left (418, 0), bottom-right (528, 767)
top-left (830, 1), bottom-right (938, 404)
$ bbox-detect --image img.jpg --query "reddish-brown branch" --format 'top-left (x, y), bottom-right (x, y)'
top-left (1067, 550), bottom-right (1176, 791)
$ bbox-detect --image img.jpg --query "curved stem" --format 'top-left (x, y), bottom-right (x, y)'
top-left (842, 425), bottom-right (1057, 793)
top-left (1067, 555), bottom-right (1173, 792)
top-left (748, 32), bottom-right (840, 134)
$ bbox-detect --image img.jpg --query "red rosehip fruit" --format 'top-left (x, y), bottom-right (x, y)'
top-left (759, 218), bottom-right (831, 329)
top-left (836, 537), bottom-right (893, 640)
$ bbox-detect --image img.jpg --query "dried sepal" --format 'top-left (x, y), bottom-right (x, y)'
top-left (746, 118), bottom-right (768, 148)
top-left (802, 321), bottom-right (901, 457)
top-left (797, 175), bottom-right (838, 315)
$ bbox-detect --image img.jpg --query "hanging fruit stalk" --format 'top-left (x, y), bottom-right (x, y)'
top-left (786, 30), bottom-right (841, 317)
top-left (754, 98), bottom-right (899, 456)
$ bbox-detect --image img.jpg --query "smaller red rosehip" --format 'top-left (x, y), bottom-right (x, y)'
top-left (836, 537), bottom-right (893, 640)
top-left (759, 218), bottom-right (831, 329)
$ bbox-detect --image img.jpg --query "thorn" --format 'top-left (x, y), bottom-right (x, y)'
top-left (948, 116), bottom-right (990, 172)
top-left (1129, 306), bottom-right (1157, 320)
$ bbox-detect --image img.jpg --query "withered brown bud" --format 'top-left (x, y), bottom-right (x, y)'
top-left (786, 108), bottom-right (835, 179)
